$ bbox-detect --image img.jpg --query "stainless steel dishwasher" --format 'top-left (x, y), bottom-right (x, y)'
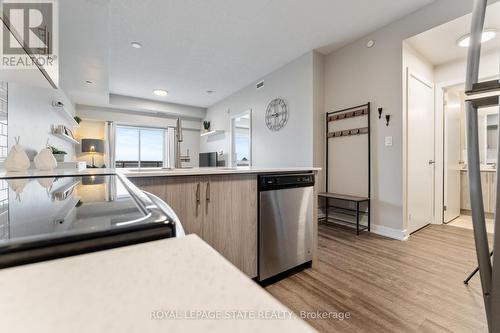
top-left (258, 173), bottom-right (314, 282)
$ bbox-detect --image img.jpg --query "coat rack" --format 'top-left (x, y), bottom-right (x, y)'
top-left (320, 103), bottom-right (371, 235)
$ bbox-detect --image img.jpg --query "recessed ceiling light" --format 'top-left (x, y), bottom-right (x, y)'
top-left (366, 40), bottom-right (375, 48)
top-left (153, 89), bottom-right (168, 96)
top-left (85, 80), bottom-right (93, 84)
top-left (457, 29), bottom-right (498, 48)
top-left (131, 41), bottom-right (143, 49)
top-left (206, 90), bottom-right (215, 94)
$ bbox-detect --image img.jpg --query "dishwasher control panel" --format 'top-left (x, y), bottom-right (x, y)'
top-left (258, 173), bottom-right (315, 191)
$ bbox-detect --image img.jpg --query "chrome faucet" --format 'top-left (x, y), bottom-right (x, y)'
top-left (174, 117), bottom-right (183, 169)
top-left (174, 117), bottom-right (191, 168)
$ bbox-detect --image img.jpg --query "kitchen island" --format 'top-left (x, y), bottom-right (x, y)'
top-left (125, 167), bottom-right (320, 278)
top-left (0, 234), bottom-right (317, 333)
top-left (0, 167), bottom-right (320, 332)
top-left (0, 166), bottom-right (321, 179)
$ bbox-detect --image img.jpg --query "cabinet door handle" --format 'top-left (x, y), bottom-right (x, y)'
top-left (196, 183), bottom-right (200, 203)
top-left (206, 181), bottom-right (211, 202)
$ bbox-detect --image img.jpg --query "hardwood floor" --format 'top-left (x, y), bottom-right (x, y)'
top-left (266, 223), bottom-right (490, 333)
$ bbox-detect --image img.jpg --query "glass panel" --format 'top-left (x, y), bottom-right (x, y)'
top-left (232, 112), bottom-right (251, 167)
top-left (0, 175), bottom-right (147, 246)
top-left (235, 135), bottom-right (250, 164)
top-left (140, 128), bottom-right (164, 168)
top-left (115, 126), bottom-right (139, 168)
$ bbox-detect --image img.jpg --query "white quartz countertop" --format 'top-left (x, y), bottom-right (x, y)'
top-left (0, 166), bottom-right (321, 179)
top-left (0, 235), bottom-right (316, 333)
top-left (0, 167), bottom-right (116, 179)
top-left (122, 166), bottom-right (321, 177)
top-left (460, 168), bottom-right (497, 172)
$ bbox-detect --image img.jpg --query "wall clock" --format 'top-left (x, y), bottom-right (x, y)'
top-left (265, 98), bottom-right (289, 131)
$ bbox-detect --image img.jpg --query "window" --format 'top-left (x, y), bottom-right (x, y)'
top-left (115, 126), bottom-right (165, 168)
top-left (235, 134), bottom-right (250, 165)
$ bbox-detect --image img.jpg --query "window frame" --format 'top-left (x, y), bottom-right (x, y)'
top-left (115, 124), bottom-right (166, 168)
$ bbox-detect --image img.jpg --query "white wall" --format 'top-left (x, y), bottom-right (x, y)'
top-left (76, 105), bottom-right (200, 167)
top-left (201, 52), bottom-right (315, 168)
top-left (8, 82), bottom-right (76, 161)
top-left (109, 94), bottom-right (206, 120)
top-left (323, 0), bottom-right (489, 239)
top-left (313, 52), bottom-right (325, 192)
top-left (403, 43), bottom-right (435, 83)
top-left (435, 50), bottom-right (499, 85)
top-left (433, 51), bottom-right (499, 225)
top-left (76, 105), bottom-right (202, 130)
top-left (402, 42), bottom-right (437, 231)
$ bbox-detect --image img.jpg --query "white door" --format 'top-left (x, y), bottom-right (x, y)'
top-left (443, 90), bottom-right (462, 222)
top-left (407, 71), bottom-right (435, 234)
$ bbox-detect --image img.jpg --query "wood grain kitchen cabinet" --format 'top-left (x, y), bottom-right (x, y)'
top-left (460, 171), bottom-right (494, 213)
top-left (460, 172), bottom-right (470, 210)
top-left (201, 175), bottom-right (258, 278)
top-left (482, 172), bottom-right (490, 213)
top-left (130, 176), bottom-right (203, 235)
top-left (490, 173), bottom-right (497, 213)
top-left (130, 174), bottom-right (258, 278)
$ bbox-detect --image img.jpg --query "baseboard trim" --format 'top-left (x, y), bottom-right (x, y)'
top-left (371, 224), bottom-right (408, 241)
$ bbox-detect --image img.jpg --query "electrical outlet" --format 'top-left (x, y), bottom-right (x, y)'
top-left (385, 136), bottom-right (393, 147)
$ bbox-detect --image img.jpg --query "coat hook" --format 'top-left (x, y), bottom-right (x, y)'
top-left (378, 107), bottom-right (383, 119)
top-left (385, 114), bottom-right (391, 126)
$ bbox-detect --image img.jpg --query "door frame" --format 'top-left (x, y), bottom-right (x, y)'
top-left (434, 75), bottom-right (498, 225)
top-left (434, 79), bottom-right (464, 226)
top-left (229, 109), bottom-right (252, 167)
top-left (403, 67), bottom-right (436, 238)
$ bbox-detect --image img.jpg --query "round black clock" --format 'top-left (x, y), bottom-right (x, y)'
top-left (265, 98), bottom-right (289, 131)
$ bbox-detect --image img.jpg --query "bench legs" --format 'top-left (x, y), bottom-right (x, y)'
top-left (319, 197), bottom-right (370, 235)
top-left (356, 201), bottom-right (360, 235)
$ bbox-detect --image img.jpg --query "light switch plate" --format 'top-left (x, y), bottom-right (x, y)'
top-left (385, 136), bottom-right (393, 147)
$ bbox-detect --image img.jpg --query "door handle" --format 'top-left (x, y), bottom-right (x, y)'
top-left (196, 183), bottom-right (200, 203)
top-left (428, 160), bottom-right (435, 165)
top-left (195, 182), bottom-right (201, 216)
top-left (206, 181), bottom-right (211, 202)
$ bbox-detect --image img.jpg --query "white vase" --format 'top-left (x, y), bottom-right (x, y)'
top-left (34, 148), bottom-right (57, 171)
top-left (4, 138), bottom-right (30, 172)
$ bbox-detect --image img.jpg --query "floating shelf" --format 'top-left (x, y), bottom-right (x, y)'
top-left (52, 131), bottom-right (80, 145)
top-left (200, 130), bottom-right (225, 137)
top-left (52, 102), bottom-right (80, 127)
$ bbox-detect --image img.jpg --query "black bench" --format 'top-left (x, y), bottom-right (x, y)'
top-left (318, 192), bottom-right (370, 235)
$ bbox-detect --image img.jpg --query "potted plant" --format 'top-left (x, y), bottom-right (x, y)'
top-left (203, 120), bottom-right (211, 132)
top-left (49, 146), bottom-right (68, 162)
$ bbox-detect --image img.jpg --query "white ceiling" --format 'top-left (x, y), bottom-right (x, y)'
top-left (406, 1), bottom-right (500, 66)
top-left (61, 0), bottom-right (437, 110)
